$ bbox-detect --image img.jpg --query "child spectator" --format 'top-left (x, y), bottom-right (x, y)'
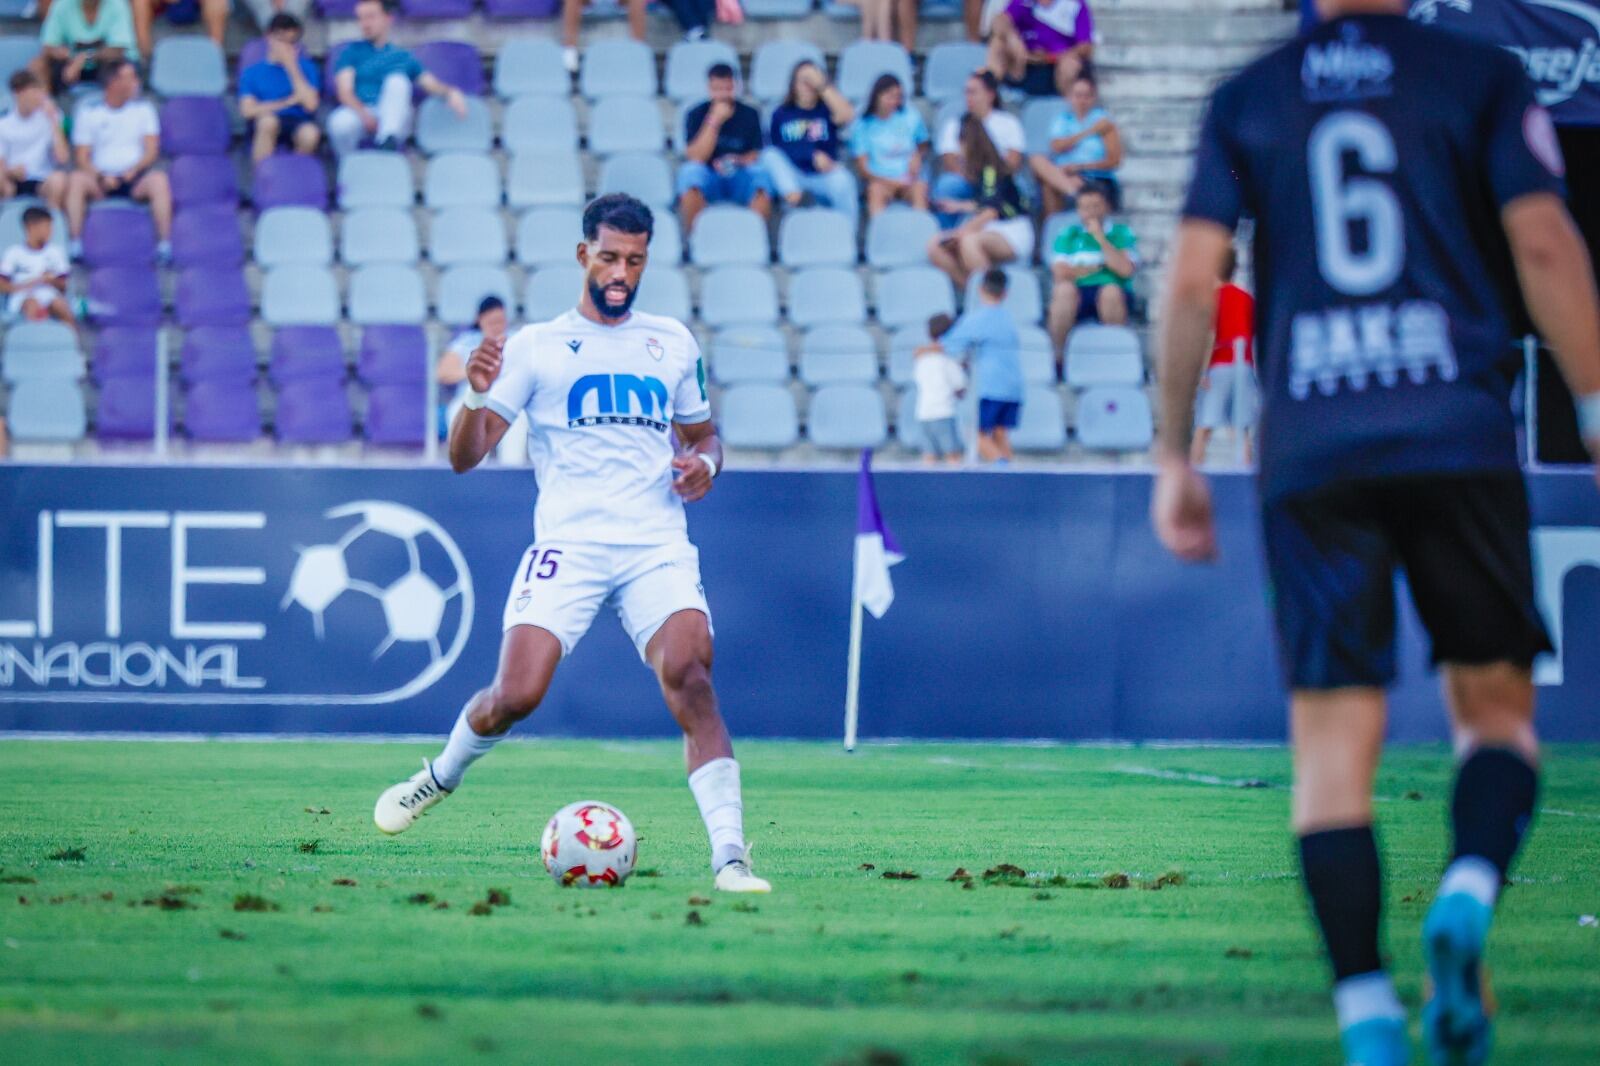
top-left (913, 312), bottom-right (968, 465)
top-left (32, 0), bottom-right (135, 91)
top-left (677, 63), bottom-right (773, 230)
top-left (850, 74), bottom-right (930, 216)
top-left (1191, 247), bottom-right (1257, 465)
top-left (1045, 181), bottom-right (1135, 356)
top-left (238, 13), bottom-right (322, 165)
top-left (1028, 75), bottom-right (1121, 215)
top-left (762, 61), bottom-right (856, 213)
top-left (940, 268), bottom-right (1021, 463)
top-left (0, 206), bottom-right (74, 325)
top-left (0, 71), bottom-right (70, 210)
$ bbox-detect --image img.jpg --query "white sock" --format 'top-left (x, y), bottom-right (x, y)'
top-left (1333, 971), bottom-right (1404, 1031)
top-left (1438, 855), bottom-right (1501, 908)
top-left (430, 707), bottom-right (503, 791)
top-left (688, 757), bottom-right (746, 872)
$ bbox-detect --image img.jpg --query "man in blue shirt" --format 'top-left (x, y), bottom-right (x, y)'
top-left (238, 13), bottom-right (321, 165)
top-left (326, 0), bottom-right (466, 156)
top-left (941, 268), bottom-right (1022, 462)
top-left (1153, 3), bottom-right (1600, 1065)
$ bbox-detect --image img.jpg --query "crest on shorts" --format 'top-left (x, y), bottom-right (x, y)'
top-left (646, 338), bottom-right (664, 361)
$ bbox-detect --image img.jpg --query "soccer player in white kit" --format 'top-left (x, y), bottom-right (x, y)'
top-left (374, 194), bottom-right (770, 893)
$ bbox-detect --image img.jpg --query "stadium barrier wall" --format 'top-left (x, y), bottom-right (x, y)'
top-left (0, 465), bottom-right (1596, 741)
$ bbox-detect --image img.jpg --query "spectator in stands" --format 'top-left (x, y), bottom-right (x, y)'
top-left (0, 206), bottom-right (73, 325)
top-left (761, 61), bottom-right (857, 213)
top-left (238, 13), bottom-right (322, 165)
top-left (986, 0), bottom-right (1095, 98)
top-left (913, 312), bottom-right (967, 465)
top-left (941, 268), bottom-right (1021, 463)
top-left (327, 0), bottom-right (468, 156)
top-left (1191, 247), bottom-right (1257, 465)
top-left (933, 70), bottom-right (1024, 227)
top-left (851, 74), bottom-right (929, 216)
top-left (1029, 74), bottom-right (1121, 215)
top-left (662, 0), bottom-right (715, 45)
top-left (1045, 181), bottom-right (1135, 356)
top-left (677, 63), bottom-right (773, 231)
top-left (926, 115), bottom-right (1031, 286)
top-left (833, 0), bottom-right (907, 43)
top-left (64, 59), bottom-right (171, 262)
top-left (438, 295), bottom-right (507, 436)
top-left (31, 0), bottom-right (135, 91)
top-left (240, 0), bottom-right (313, 36)
top-left (130, 0), bottom-right (229, 65)
top-left (561, 0), bottom-right (647, 73)
top-left (0, 72), bottom-right (70, 210)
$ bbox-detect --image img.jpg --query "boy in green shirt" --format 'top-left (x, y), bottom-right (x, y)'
top-left (1045, 182), bottom-right (1137, 357)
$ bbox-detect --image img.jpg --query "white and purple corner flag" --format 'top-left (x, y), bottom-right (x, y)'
top-left (853, 449), bottom-right (904, 619)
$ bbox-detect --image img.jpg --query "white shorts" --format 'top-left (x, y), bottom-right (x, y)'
top-left (7, 284), bottom-right (58, 317)
top-left (501, 540), bottom-right (712, 662)
top-left (984, 216), bottom-right (1035, 262)
top-left (1196, 362), bottom-right (1260, 430)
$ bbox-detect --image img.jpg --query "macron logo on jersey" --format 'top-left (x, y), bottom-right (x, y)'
top-left (567, 373), bottom-right (671, 432)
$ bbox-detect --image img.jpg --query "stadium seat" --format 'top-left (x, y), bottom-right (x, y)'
top-left (807, 384), bottom-right (887, 449)
top-left (523, 266), bottom-right (584, 322)
top-left (778, 208), bottom-right (856, 268)
top-left (0, 36), bottom-right (37, 109)
top-left (358, 325), bottom-right (430, 385)
top-left (87, 267), bottom-right (161, 326)
top-left (1023, 98), bottom-right (1067, 156)
top-left (415, 96), bottom-right (493, 155)
top-left (82, 207), bottom-right (156, 267)
top-left (183, 380), bottom-right (263, 443)
top-left (171, 154), bottom-right (240, 209)
top-left (664, 40), bottom-right (741, 102)
top-left (509, 151), bottom-right (585, 208)
top-left (742, 0), bottom-right (811, 16)
top-left (341, 208), bottom-right (421, 266)
top-left (895, 387), bottom-right (929, 452)
top-left (254, 206), bottom-right (334, 268)
top-left (268, 326), bottom-right (346, 384)
top-left (789, 268), bottom-right (867, 328)
top-left (923, 42), bottom-right (989, 103)
top-left (401, 0), bottom-right (475, 18)
top-left (365, 383), bottom-right (429, 445)
top-left (348, 265), bottom-right (428, 325)
top-left (965, 266), bottom-right (1042, 324)
top-left (159, 97), bottom-right (230, 156)
top-left (1064, 325), bottom-right (1143, 387)
top-left (253, 154), bottom-right (328, 210)
top-left (1019, 325), bottom-right (1057, 384)
top-left (484, 0), bottom-right (561, 17)
top-left (176, 266), bottom-right (252, 328)
top-left (1075, 385), bottom-right (1154, 451)
top-left (5, 320), bottom-right (78, 356)
top-left (171, 204), bottom-right (245, 267)
top-left (7, 379), bottom-right (86, 442)
top-left (429, 207), bottom-right (508, 266)
top-left (750, 40), bottom-right (824, 104)
top-left (587, 95), bottom-right (667, 156)
top-left (415, 41), bottom-right (486, 96)
top-left (94, 376), bottom-right (166, 440)
top-left (1040, 211), bottom-right (1081, 256)
top-left (91, 326), bottom-right (158, 383)
top-left (689, 205), bottom-right (769, 266)
top-left (634, 265), bottom-right (692, 321)
top-left (322, 39), bottom-right (355, 88)
top-left (580, 39), bottom-right (656, 99)
top-left (258, 267), bottom-right (339, 328)
top-left (672, 98), bottom-right (705, 154)
top-left (337, 151), bottom-right (415, 210)
top-left (151, 38), bottom-right (226, 97)
top-left (699, 266), bottom-right (778, 328)
top-left (179, 326), bottom-right (258, 386)
top-left (865, 207), bottom-right (938, 269)
top-left (494, 38), bottom-right (570, 99)
top-left (648, 211), bottom-right (684, 264)
top-left (837, 41), bottom-right (913, 103)
top-left (424, 152), bottom-right (502, 209)
top-left (1011, 385), bottom-right (1067, 451)
top-left (437, 265), bottom-right (515, 327)
top-left (515, 207), bottom-right (583, 267)
top-left (876, 266), bottom-right (956, 328)
top-left (711, 327), bottom-right (789, 384)
top-left (886, 326), bottom-right (924, 386)
top-left (799, 326), bottom-right (879, 386)
top-left (2, 328), bottom-right (84, 384)
top-left (718, 384), bottom-right (799, 449)
top-left (597, 152), bottom-right (673, 210)
top-left (274, 379), bottom-right (355, 443)
top-left (501, 95), bottom-right (578, 155)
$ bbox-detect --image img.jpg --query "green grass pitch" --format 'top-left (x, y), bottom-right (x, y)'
top-left (2, 739), bottom-right (1598, 1065)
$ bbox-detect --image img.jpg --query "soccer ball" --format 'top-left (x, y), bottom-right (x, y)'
top-left (540, 801), bottom-right (638, 888)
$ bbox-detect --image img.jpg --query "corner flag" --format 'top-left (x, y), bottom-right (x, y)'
top-left (845, 449), bottom-right (903, 749)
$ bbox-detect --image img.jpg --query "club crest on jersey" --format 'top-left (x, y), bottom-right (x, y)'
top-left (567, 373), bottom-right (670, 432)
top-left (515, 589), bottom-right (531, 612)
top-left (646, 337), bottom-right (664, 361)
top-left (567, 339), bottom-right (582, 353)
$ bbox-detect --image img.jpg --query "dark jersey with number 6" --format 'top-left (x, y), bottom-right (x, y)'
top-left (1182, 14), bottom-right (1565, 502)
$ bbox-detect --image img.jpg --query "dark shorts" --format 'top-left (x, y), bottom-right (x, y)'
top-left (1004, 62), bottom-right (1059, 97)
top-left (1075, 284), bottom-right (1127, 323)
top-left (256, 113), bottom-right (315, 145)
top-left (1261, 472), bottom-right (1552, 690)
top-left (14, 179), bottom-right (40, 196)
top-left (978, 398), bottom-right (1020, 431)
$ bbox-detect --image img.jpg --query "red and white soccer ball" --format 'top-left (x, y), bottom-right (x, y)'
top-left (540, 800), bottom-right (637, 888)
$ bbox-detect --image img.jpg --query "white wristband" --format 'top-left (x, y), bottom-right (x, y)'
top-left (1579, 391), bottom-right (1600, 442)
top-left (462, 389), bottom-right (488, 411)
top-left (698, 453), bottom-right (718, 479)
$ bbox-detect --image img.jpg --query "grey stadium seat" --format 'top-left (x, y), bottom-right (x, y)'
top-left (788, 267), bottom-right (866, 329)
top-left (718, 383), bottom-right (799, 449)
top-left (501, 95), bottom-right (579, 155)
top-left (741, 0), bottom-right (812, 17)
top-left (778, 208), bottom-right (855, 268)
top-left (712, 327), bottom-right (789, 384)
top-left (865, 207), bottom-right (938, 269)
top-left (923, 42), bottom-right (989, 104)
top-left (4, 319), bottom-right (78, 353)
top-left (341, 208), bottom-right (421, 266)
top-left (1011, 385), bottom-right (1067, 451)
top-left (508, 151), bottom-right (585, 209)
top-left (425, 153), bottom-right (502, 209)
top-left (429, 206), bottom-right (508, 266)
top-left (1041, 211), bottom-right (1082, 257)
top-left (750, 40), bottom-right (824, 105)
top-left (664, 40), bottom-right (741, 102)
top-left (699, 266), bottom-right (778, 328)
top-left (7, 379), bottom-right (86, 442)
top-left (338, 151), bottom-right (415, 210)
top-left (598, 152), bottom-right (674, 210)
top-left (1023, 98), bottom-right (1067, 155)
top-left (689, 205), bottom-right (769, 266)
top-left (837, 41), bottom-right (913, 103)
top-left (150, 38), bottom-right (226, 96)
top-left (516, 207), bottom-right (583, 267)
top-left (876, 266), bottom-right (956, 328)
top-left (254, 206), bottom-right (333, 268)
top-left (3, 322), bottom-right (84, 383)
top-left (1065, 324), bottom-right (1143, 387)
top-left (587, 95), bottom-right (667, 156)
top-left (1075, 385), bottom-right (1154, 451)
top-left (887, 326), bottom-right (924, 386)
top-left (415, 97), bottom-right (493, 155)
top-left (523, 265), bottom-right (584, 322)
top-left (438, 265), bottom-right (515, 327)
top-left (1019, 325), bottom-right (1057, 384)
top-left (647, 211), bottom-right (684, 264)
top-left (807, 384), bottom-right (887, 449)
top-left (634, 265), bottom-right (692, 321)
top-left (799, 326), bottom-right (879, 386)
top-left (0, 37), bottom-right (37, 110)
top-left (261, 267), bottom-right (341, 326)
top-left (494, 38), bottom-right (571, 99)
top-left (348, 265), bottom-right (428, 325)
top-left (580, 39), bottom-right (656, 99)
top-left (965, 266), bottom-right (1041, 324)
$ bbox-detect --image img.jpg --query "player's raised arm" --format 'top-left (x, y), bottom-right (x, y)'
top-left (448, 334), bottom-right (512, 473)
top-left (671, 419), bottom-right (722, 503)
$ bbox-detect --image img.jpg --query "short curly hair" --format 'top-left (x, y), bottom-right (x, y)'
top-left (582, 193), bottom-right (654, 243)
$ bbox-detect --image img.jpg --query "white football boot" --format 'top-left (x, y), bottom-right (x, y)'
top-left (373, 759), bottom-right (450, 835)
top-left (713, 847), bottom-right (772, 893)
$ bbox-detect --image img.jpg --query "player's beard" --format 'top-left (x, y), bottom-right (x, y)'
top-left (589, 279), bottom-right (638, 320)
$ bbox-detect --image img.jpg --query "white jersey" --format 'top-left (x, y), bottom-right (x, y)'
top-left (484, 308), bottom-right (711, 546)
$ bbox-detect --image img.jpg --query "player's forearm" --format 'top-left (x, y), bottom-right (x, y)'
top-left (447, 409), bottom-right (498, 473)
top-left (1156, 295), bottom-right (1214, 462)
top-left (1508, 199), bottom-right (1600, 402)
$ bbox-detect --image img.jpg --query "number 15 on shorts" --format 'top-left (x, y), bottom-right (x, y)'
top-left (524, 548), bottom-right (563, 582)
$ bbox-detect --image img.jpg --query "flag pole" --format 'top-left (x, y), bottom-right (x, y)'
top-left (844, 564), bottom-right (864, 752)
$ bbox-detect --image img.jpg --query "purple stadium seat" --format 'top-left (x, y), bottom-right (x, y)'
top-left (401, 0), bottom-right (475, 19)
top-left (95, 375), bottom-right (173, 440)
top-left (171, 205), bottom-right (245, 267)
top-left (364, 382), bottom-right (428, 445)
top-left (253, 154), bottom-right (329, 211)
top-left (415, 41), bottom-right (485, 96)
top-left (171, 154), bottom-right (240, 208)
top-left (175, 266), bottom-right (251, 328)
top-left (88, 267), bottom-right (161, 325)
top-left (357, 325), bottom-right (428, 385)
top-left (160, 97), bottom-right (230, 156)
top-left (317, 0), bottom-right (359, 15)
top-left (323, 40), bottom-right (354, 90)
top-left (484, 0), bottom-right (560, 16)
top-left (180, 326), bottom-right (258, 385)
top-left (91, 326), bottom-right (158, 384)
top-left (275, 379), bottom-right (355, 443)
top-left (184, 381), bottom-right (263, 441)
top-left (82, 208), bottom-right (156, 267)
top-left (269, 326), bottom-right (347, 385)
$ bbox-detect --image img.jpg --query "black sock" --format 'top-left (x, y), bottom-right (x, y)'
top-left (1299, 826), bottom-right (1384, 982)
top-left (1451, 747), bottom-right (1539, 879)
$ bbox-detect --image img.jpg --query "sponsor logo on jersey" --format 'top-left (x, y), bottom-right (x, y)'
top-left (566, 373), bottom-right (671, 431)
top-left (646, 337), bottom-right (664, 361)
top-left (1302, 23), bottom-right (1395, 101)
top-left (1410, 0), bottom-right (1600, 113)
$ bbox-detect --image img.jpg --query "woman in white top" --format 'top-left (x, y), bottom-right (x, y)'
top-left (931, 70), bottom-right (1025, 228)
